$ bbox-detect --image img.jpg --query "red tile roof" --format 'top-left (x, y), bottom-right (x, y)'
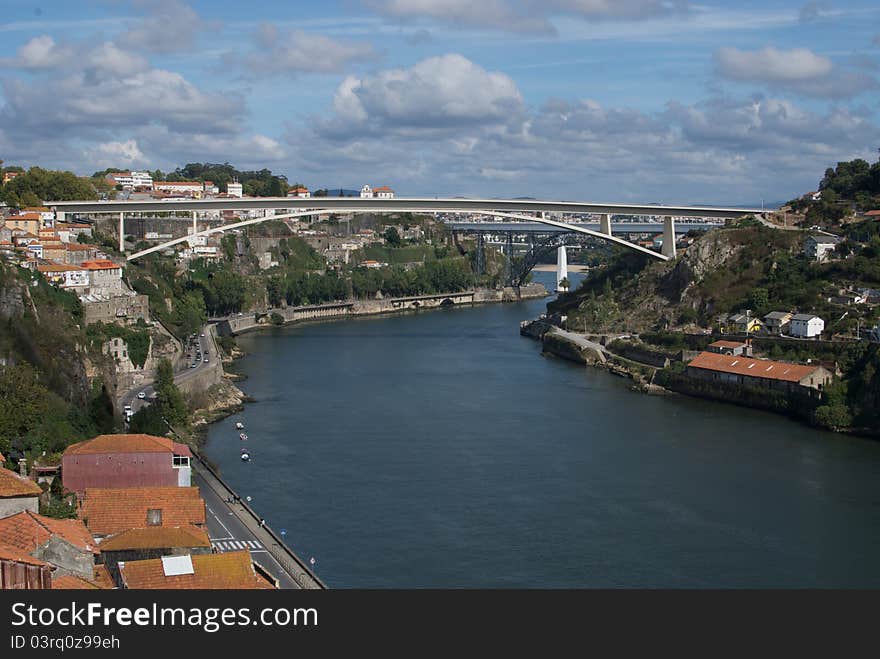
top-left (65, 434), bottom-right (192, 457)
top-left (0, 541), bottom-right (50, 567)
top-left (52, 574), bottom-right (100, 590)
top-left (688, 351), bottom-right (821, 383)
top-left (80, 259), bottom-right (120, 270)
top-left (0, 511), bottom-right (98, 554)
top-left (119, 550), bottom-right (273, 589)
top-left (80, 487), bottom-right (205, 536)
top-left (0, 465), bottom-right (42, 498)
top-left (99, 525), bottom-right (210, 552)
top-left (708, 340), bottom-right (748, 349)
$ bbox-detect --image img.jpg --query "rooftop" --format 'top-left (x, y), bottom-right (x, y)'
top-left (99, 525), bottom-right (210, 552)
top-left (708, 340), bottom-right (747, 349)
top-left (64, 434), bottom-right (192, 457)
top-left (764, 311), bottom-right (793, 320)
top-left (791, 313), bottom-right (821, 321)
top-left (0, 541), bottom-right (50, 567)
top-left (0, 510), bottom-right (97, 555)
top-left (118, 550), bottom-right (273, 589)
top-left (0, 464), bottom-right (42, 498)
top-left (80, 259), bottom-right (121, 270)
top-left (688, 352), bottom-right (822, 383)
top-left (80, 486), bottom-right (205, 536)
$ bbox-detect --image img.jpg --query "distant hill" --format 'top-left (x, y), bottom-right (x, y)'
top-left (314, 188), bottom-right (361, 197)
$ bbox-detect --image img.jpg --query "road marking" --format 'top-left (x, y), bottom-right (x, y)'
top-left (206, 504), bottom-right (234, 538)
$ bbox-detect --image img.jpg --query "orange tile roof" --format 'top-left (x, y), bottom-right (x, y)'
top-left (373, 186), bottom-right (393, 192)
top-left (80, 259), bottom-right (120, 270)
top-left (64, 243), bottom-right (97, 251)
top-left (708, 340), bottom-right (748, 349)
top-left (52, 574), bottom-right (100, 590)
top-left (65, 434), bottom-right (192, 456)
top-left (0, 511), bottom-right (98, 555)
top-left (92, 564), bottom-right (115, 589)
top-left (13, 212), bottom-right (42, 220)
top-left (99, 525), bottom-right (210, 552)
top-left (119, 550), bottom-right (272, 589)
top-left (80, 487), bottom-right (205, 536)
top-left (688, 351), bottom-right (821, 383)
top-left (37, 263), bottom-right (84, 273)
top-left (0, 541), bottom-right (50, 567)
top-left (0, 465), bottom-right (42, 498)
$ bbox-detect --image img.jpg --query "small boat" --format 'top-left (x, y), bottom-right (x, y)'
top-left (236, 422), bottom-right (244, 430)
top-left (239, 433), bottom-right (248, 441)
top-left (240, 449), bottom-right (250, 462)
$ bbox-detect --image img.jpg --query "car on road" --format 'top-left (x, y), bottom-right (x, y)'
top-left (137, 391), bottom-right (146, 399)
top-left (200, 333), bottom-right (205, 337)
top-left (190, 363), bottom-right (197, 368)
top-left (203, 358), bottom-right (208, 363)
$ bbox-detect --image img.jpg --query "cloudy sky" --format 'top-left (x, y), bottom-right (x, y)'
top-left (1, 0), bottom-right (879, 204)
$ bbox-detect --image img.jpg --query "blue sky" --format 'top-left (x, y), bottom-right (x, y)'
top-left (1, 0), bottom-right (878, 204)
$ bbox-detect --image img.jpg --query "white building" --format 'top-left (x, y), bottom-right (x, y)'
top-left (152, 181), bottom-right (202, 195)
top-left (227, 182), bottom-right (243, 198)
top-left (36, 263), bottom-right (89, 288)
top-left (81, 260), bottom-right (123, 296)
top-left (804, 235), bottom-right (841, 261)
top-left (360, 184), bottom-right (373, 198)
top-left (106, 171), bottom-right (153, 189)
top-left (789, 314), bottom-right (824, 338)
top-left (288, 186), bottom-right (310, 198)
top-left (373, 186), bottom-right (394, 199)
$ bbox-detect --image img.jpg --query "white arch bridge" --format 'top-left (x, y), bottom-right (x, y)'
top-left (45, 197), bottom-right (762, 263)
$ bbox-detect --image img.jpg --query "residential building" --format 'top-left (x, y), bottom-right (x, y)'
top-left (373, 185), bottom-right (394, 199)
top-left (707, 340), bottom-right (752, 357)
top-left (36, 262), bottom-right (89, 289)
top-left (2, 171), bottom-right (20, 184)
top-left (79, 486), bottom-right (206, 539)
top-left (0, 462), bottom-right (42, 518)
top-left (789, 314), bottom-right (824, 339)
top-left (763, 311), bottom-right (793, 335)
top-left (118, 551), bottom-right (275, 589)
top-left (64, 242), bottom-right (101, 265)
top-left (0, 543), bottom-right (52, 589)
top-left (24, 207), bottom-right (55, 224)
top-left (828, 290), bottom-right (867, 306)
top-left (0, 511), bottom-right (98, 581)
top-left (728, 313), bottom-right (762, 333)
top-left (106, 171), bottom-right (153, 189)
top-left (62, 434), bottom-right (193, 494)
top-left (97, 525), bottom-right (212, 587)
top-left (5, 213), bottom-right (41, 235)
top-left (56, 222), bottom-right (93, 243)
top-left (80, 259), bottom-right (123, 295)
top-left (804, 234), bottom-right (842, 261)
top-left (202, 180), bottom-right (219, 195)
top-left (687, 352), bottom-right (833, 394)
top-left (152, 181), bottom-right (202, 195)
top-left (288, 186), bottom-right (310, 198)
top-left (227, 182), bottom-right (243, 198)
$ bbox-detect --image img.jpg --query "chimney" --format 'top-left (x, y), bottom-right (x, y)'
top-left (18, 458), bottom-right (27, 477)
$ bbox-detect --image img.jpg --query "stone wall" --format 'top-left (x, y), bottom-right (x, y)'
top-left (83, 293), bottom-right (150, 326)
top-left (32, 537), bottom-right (94, 581)
top-left (0, 496), bottom-right (39, 518)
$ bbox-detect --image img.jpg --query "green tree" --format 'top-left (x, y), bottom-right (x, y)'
top-left (384, 226), bottom-right (402, 248)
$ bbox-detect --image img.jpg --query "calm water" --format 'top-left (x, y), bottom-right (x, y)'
top-left (205, 272), bottom-right (880, 587)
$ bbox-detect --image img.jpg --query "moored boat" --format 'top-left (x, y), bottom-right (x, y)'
top-left (239, 433), bottom-right (248, 441)
top-left (236, 422), bottom-right (244, 430)
top-left (240, 448), bottom-right (250, 462)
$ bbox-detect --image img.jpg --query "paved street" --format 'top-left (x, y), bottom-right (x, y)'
top-left (192, 457), bottom-right (324, 589)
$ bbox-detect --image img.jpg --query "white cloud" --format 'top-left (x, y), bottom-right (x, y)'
top-left (716, 46), bottom-right (832, 81)
top-left (320, 54), bottom-right (523, 135)
top-left (244, 26), bottom-right (376, 75)
top-left (366, 0), bottom-right (689, 34)
top-left (1, 36), bottom-right (150, 77)
top-left (120, 0), bottom-right (215, 54)
top-left (85, 139), bottom-right (147, 169)
top-left (715, 46), bottom-right (878, 98)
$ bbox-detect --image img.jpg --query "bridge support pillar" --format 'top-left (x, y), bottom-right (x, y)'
top-left (662, 215), bottom-right (676, 259)
top-left (600, 213), bottom-right (612, 236)
top-left (55, 211), bottom-right (65, 224)
top-left (504, 231), bottom-right (513, 285)
top-left (119, 212), bottom-right (124, 253)
top-left (476, 233), bottom-right (485, 275)
top-left (192, 211), bottom-right (197, 240)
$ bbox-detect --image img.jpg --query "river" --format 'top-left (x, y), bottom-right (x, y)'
top-left (205, 271), bottom-right (880, 587)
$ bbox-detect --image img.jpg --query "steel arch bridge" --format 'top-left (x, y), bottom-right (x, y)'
top-left (45, 196), bottom-right (762, 264)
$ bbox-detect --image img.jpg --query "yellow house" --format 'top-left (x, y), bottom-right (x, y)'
top-left (728, 313), bottom-right (762, 333)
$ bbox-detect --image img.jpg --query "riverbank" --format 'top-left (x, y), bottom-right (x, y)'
top-left (215, 284), bottom-right (548, 337)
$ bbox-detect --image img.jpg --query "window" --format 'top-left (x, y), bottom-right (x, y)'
top-left (146, 509), bottom-right (162, 526)
top-left (172, 456), bottom-right (189, 468)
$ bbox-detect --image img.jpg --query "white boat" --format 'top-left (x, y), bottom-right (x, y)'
top-left (239, 433), bottom-right (248, 441)
top-left (236, 422), bottom-right (244, 430)
top-left (240, 449), bottom-right (250, 462)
